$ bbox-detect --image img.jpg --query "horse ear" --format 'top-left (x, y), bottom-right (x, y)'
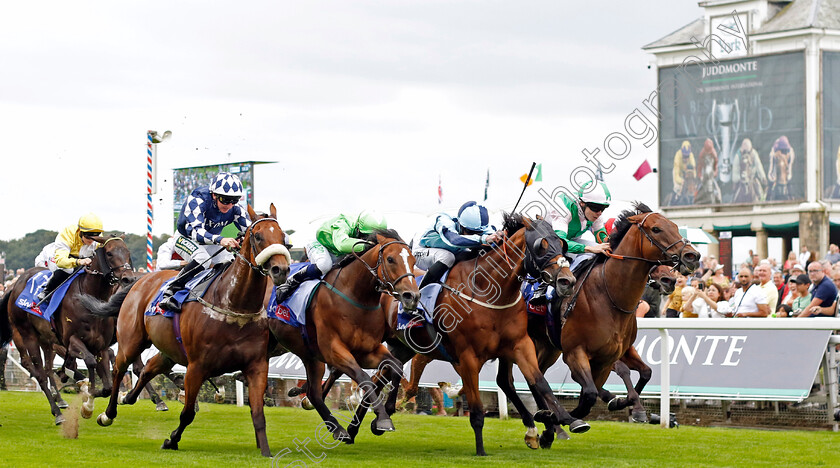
top-left (557, 237), bottom-right (568, 255)
top-left (247, 204), bottom-right (257, 221)
top-left (269, 203), bottom-right (277, 219)
top-left (522, 216), bottom-right (533, 229)
top-left (532, 238), bottom-right (548, 256)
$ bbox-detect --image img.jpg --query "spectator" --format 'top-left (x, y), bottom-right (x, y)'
top-left (799, 245), bottom-right (811, 267)
top-left (637, 282), bottom-right (664, 318)
top-left (704, 264), bottom-right (730, 289)
top-left (783, 251), bottom-right (797, 273)
top-left (751, 254), bottom-right (760, 269)
top-left (781, 275), bottom-right (798, 306)
top-left (781, 274), bottom-right (812, 317)
top-left (754, 264), bottom-right (779, 314)
top-left (724, 281), bottom-right (737, 301)
top-left (789, 263), bottom-right (805, 281)
top-left (772, 270), bottom-right (788, 307)
top-left (799, 262), bottom-right (838, 317)
top-left (704, 283), bottom-right (731, 317)
top-left (681, 285), bottom-right (713, 318)
top-left (726, 267), bottom-right (769, 317)
top-left (825, 244), bottom-right (840, 264)
top-left (663, 275), bottom-right (687, 318)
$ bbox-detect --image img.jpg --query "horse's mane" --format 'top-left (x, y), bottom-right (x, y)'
top-left (502, 212), bottom-right (525, 236)
top-left (332, 229), bottom-right (404, 269)
top-left (609, 201), bottom-right (653, 251)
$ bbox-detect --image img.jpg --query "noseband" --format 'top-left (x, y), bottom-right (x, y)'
top-left (606, 212), bottom-right (692, 269)
top-left (236, 217), bottom-right (291, 276)
top-left (88, 238), bottom-right (133, 285)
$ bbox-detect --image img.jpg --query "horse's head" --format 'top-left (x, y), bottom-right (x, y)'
top-left (359, 230), bottom-right (419, 311)
top-left (521, 216), bottom-right (575, 297)
top-left (242, 204), bottom-right (291, 286)
top-left (91, 235), bottom-right (135, 288)
top-left (610, 202), bottom-right (700, 275)
top-left (649, 265), bottom-right (677, 294)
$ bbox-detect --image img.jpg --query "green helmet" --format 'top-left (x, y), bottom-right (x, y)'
top-left (356, 210), bottom-right (387, 234)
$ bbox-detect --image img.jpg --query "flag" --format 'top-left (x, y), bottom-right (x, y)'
top-left (484, 169), bottom-right (490, 201)
top-left (633, 160), bottom-right (653, 181)
top-left (438, 174), bottom-right (443, 204)
top-left (519, 163), bottom-right (542, 186)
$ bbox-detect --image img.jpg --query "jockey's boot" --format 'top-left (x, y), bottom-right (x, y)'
top-left (418, 261), bottom-right (449, 290)
top-left (37, 270), bottom-right (71, 303)
top-left (530, 283), bottom-right (549, 306)
top-left (275, 264), bottom-right (321, 304)
top-left (159, 260), bottom-right (202, 313)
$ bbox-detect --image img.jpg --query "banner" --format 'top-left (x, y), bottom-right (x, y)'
top-left (823, 51), bottom-right (840, 199)
top-left (658, 51), bottom-right (805, 207)
top-left (172, 162), bottom-right (255, 234)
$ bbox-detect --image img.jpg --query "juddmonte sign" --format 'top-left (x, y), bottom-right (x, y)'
top-left (267, 328), bottom-right (831, 400)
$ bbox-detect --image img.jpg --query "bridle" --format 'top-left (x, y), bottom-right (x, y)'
top-left (352, 239), bottom-right (416, 298)
top-left (235, 217), bottom-right (291, 276)
top-left (87, 237), bottom-right (133, 286)
top-left (604, 212), bottom-right (692, 270)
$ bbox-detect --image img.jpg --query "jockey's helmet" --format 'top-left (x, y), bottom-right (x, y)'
top-left (210, 172), bottom-right (244, 197)
top-left (78, 213), bottom-right (103, 234)
top-left (457, 201), bottom-right (490, 233)
top-left (577, 181), bottom-right (611, 207)
top-left (356, 210), bottom-right (387, 234)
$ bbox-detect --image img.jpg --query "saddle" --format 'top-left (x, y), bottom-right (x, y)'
top-left (145, 263), bottom-right (228, 318)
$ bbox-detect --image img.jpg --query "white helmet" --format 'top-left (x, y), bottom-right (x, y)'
top-left (577, 181), bottom-right (611, 207)
top-left (210, 172), bottom-right (244, 197)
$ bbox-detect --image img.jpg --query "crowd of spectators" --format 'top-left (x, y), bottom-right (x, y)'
top-left (643, 244), bottom-right (840, 319)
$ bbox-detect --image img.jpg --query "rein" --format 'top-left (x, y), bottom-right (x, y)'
top-left (440, 283), bottom-right (522, 310)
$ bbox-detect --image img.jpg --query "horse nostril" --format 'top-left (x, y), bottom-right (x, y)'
top-left (271, 265), bottom-right (281, 275)
top-left (558, 278), bottom-right (571, 288)
top-left (402, 291), bottom-right (417, 303)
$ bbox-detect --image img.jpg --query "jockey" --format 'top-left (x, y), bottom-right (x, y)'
top-left (412, 201), bottom-right (502, 289)
top-left (552, 180), bottom-right (612, 273)
top-left (158, 172), bottom-right (251, 312)
top-left (274, 210), bottom-right (388, 303)
top-left (35, 213), bottom-right (103, 301)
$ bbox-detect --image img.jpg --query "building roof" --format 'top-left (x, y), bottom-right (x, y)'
top-left (644, 0), bottom-right (840, 50)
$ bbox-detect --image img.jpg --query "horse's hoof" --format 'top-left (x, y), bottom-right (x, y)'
top-left (287, 386), bottom-right (304, 397)
top-left (155, 401), bottom-right (169, 412)
top-left (533, 409), bottom-right (553, 424)
top-left (375, 417), bottom-right (395, 432)
top-left (57, 399), bottom-right (69, 409)
top-left (333, 427), bottom-right (353, 444)
top-left (55, 414), bottom-right (65, 426)
top-left (569, 419), bottom-right (590, 434)
top-left (301, 396), bottom-right (315, 410)
top-left (80, 400), bottom-right (94, 419)
top-left (608, 397), bottom-right (624, 411)
top-left (161, 439), bottom-right (178, 450)
top-left (524, 427), bottom-right (539, 449)
top-left (555, 427), bottom-right (571, 440)
top-left (631, 410), bottom-right (648, 423)
top-left (214, 391), bottom-right (225, 404)
top-left (538, 429), bottom-right (554, 449)
top-left (370, 419), bottom-right (386, 436)
top-left (118, 391), bottom-right (127, 405)
top-left (78, 380), bottom-right (90, 394)
top-left (97, 413), bottom-right (113, 427)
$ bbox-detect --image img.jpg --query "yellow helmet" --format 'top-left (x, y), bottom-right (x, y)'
top-left (78, 213), bottom-right (103, 233)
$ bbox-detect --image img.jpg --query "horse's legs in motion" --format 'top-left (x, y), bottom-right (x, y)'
top-left (66, 335), bottom-right (99, 400)
top-left (162, 364), bottom-right (208, 452)
top-left (619, 347), bottom-right (651, 422)
top-left (458, 353), bottom-right (489, 456)
top-left (564, 347), bottom-right (599, 419)
top-left (130, 355), bottom-right (169, 411)
top-left (244, 359), bottom-right (272, 457)
top-left (95, 349), bottom-right (114, 398)
top-left (13, 329), bottom-right (64, 424)
top-left (496, 358), bottom-right (541, 450)
top-left (99, 336), bottom-right (149, 425)
top-left (301, 358), bottom-right (352, 443)
top-left (43, 347), bottom-right (68, 409)
top-left (397, 354), bottom-right (432, 410)
top-left (124, 353), bottom-right (175, 406)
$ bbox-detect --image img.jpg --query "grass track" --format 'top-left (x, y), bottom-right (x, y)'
top-left (1, 390), bottom-right (838, 467)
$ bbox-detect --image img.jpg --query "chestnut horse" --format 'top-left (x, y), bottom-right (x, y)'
top-left (0, 235), bottom-right (135, 425)
top-left (375, 214), bottom-right (584, 456)
top-left (504, 203), bottom-right (699, 447)
top-left (267, 229), bottom-right (420, 443)
top-left (81, 205), bottom-right (290, 457)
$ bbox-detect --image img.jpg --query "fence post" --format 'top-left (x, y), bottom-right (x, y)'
top-left (659, 328), bottom-right (670, 428)
top-left (236, 380), bottom-right (244, 407)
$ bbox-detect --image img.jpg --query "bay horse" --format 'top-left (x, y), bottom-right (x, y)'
top-left (81, 204), bottom-right (289, 457)
top-left (504, 202), bottom-right (698, 447)
top-left (267, 229), bottom-right (420, 443)
top-left (0, 235), bottom-right (135, 425)
top-left (375, 213), bottom-right (584, 456)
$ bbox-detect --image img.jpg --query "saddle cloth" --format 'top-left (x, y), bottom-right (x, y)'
top-left (266, 262), bottom-right (321, 327)
top-left (396, 271), bottom-right (448, 330)
top-left (15, 269), bottom-right (85, 321)
top-left (144, 267), bottom-right (218, 318)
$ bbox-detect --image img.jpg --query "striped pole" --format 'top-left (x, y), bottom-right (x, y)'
top-left (146, 131), bottom-right (155, 271)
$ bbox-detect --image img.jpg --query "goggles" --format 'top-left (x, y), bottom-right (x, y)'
top-left (217, 195), bottom-right (240, 206)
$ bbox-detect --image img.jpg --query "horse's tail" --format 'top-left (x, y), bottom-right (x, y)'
top-left (80, 280), bottom-right (137, 318)
top-left (0, 291), bottom-right (13, 348)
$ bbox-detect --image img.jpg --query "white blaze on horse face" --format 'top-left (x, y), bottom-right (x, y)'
top-left (399, 248), bottom-right (414, 283)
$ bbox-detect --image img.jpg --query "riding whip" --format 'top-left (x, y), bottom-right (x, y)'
top-left (512, 162), bottom-right (537, 214)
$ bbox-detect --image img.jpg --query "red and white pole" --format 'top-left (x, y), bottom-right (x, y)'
top-left (146, 131), bottom-right (155, 271)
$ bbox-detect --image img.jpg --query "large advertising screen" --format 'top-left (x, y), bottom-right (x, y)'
top-left (172, 162), bottom-right (255, 229)
top-left (659, 51), bottom-right (805, 207)
top-left (824, 51), bottom-right (840, 199)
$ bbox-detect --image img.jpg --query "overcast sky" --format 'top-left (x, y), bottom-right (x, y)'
top-left (1, 1), bottom-right (703, 248)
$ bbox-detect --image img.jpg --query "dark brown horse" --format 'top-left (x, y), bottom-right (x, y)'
top-left (267, 229), bottom-right (420, 443)
top-left (81, 204), bottom-right (289, 456)
top-left (0, 235), bottom-right (135, 425)
top-left (508, 203), bottom-right (699, 447)
top-left (375, 214), bottom-right (584, 456)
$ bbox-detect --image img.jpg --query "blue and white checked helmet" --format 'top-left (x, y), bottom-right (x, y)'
top-left (457, 201), bottom-right (490, 232)
top-left (210, 172), bottom-right (243, 197)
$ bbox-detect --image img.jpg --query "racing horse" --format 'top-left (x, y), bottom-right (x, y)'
top-left (374, 213), bottom-right (585, 456)
top-left (82, 204), bottom-right (289, 457)
top-left (0, 235), bottom-right (135, 425)
top-left (504, 202), bottom-right (698, 448)
top-left (267, 229), bottom-right (420, 443)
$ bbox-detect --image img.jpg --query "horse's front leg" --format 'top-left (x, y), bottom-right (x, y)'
top-left (300, 358), bottom-right (352, 443)
top-left (457, 354), bottom-right (488, 456)
top-left (244, 359), bottom-right (272, 457)
top-left (495, 358), bottom-right (542, 450)
top-left (162, 364), bottom-right (206, 452)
